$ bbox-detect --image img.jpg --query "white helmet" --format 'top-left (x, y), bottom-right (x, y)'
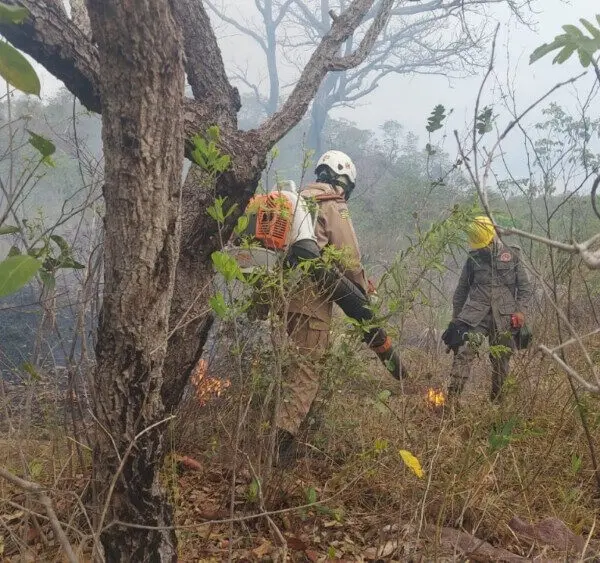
top-left (315, 150), bottom-right (357, 186)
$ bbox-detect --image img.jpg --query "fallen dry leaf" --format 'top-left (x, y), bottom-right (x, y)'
top-left (177, 455), bottom-right (202, 472)
top-left (287, 535), bottom-right (308, 551)
top-left (364, 539), bottom-right (398, 559)
top-left (252, 538), bottom-right (272, 558)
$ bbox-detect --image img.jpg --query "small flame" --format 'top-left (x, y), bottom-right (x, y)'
top-left (190, 359), bottom-right (231, 406)
top-left (426, 387), bottom-right (446, 407)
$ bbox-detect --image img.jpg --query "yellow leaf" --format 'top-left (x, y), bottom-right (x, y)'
top-left (399, 449), bottom-right (424, 478)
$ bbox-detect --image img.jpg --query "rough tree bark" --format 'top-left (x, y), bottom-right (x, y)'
top-left (86, 0), bottom-right (185, 559)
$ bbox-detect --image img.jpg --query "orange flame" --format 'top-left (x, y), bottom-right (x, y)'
top-left (426, 387), bottom-right (446, 407)
top-left (190, 359), bottom-right (231, 406)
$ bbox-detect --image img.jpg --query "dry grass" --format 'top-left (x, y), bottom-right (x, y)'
top-left (168, 328), bottom-right (600, 561)
top-left (0, 327), bottom-right (599, 561)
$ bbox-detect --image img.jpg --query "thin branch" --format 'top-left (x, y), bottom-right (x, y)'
top-left (591, 175), bottom-right (600, 222)
top-left (549, 328), bottom-right (600, 354)
top-left (471, 23), bottom-right (500, 196)
top-left (539, 345), bottom-right (600, 393)
top-left (257, 0), bottom-right (392, 147)
top-left (94, 415), bottom-right (176, 543)
top-left (330, 0), bottom-right (394, 70)
top-left (205, 0), bottom-right (268, 50)
top-left (480, 72), bottom-right (586, 199)
top-left (0, 467), bottom-right (79, 563)
top-left (172, 0), bottom-right (240, 119)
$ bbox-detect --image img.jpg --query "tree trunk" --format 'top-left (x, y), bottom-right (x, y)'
top-left (307, 76), bottom-right (337, 155)
top-left (162, 162), bottom-right (263, 412)
top-left (86, 0), bottom-right (185, 560)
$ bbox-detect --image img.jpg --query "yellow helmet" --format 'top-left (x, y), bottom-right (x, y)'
top-left (467, 215), bottom-right (495, 249)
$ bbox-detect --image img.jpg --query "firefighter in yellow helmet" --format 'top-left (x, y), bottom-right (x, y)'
top-left (442, 216), bottom-right (532, 402)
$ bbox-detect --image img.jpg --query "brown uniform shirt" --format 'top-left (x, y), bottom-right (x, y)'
top-left (288, 182), bottom-right (367, 324)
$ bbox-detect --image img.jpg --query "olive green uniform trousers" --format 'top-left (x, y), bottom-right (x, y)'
top-left (448, 314), bottom-right (514, 402)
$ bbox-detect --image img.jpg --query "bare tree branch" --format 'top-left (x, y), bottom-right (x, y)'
top-left (257, 0), bottom-right (392, 145)
top-left (0, 0), bottom-right (101, 112)
top-left (205, 0), bottom-right (268, 50)
top-left (539, 345), bottom-right (600, 393)
top-left (330, 0), bottom-right (393, 70)
top-left (0, 467), bottom-right (79, 563)
top-left (165, 0), bottom-right (241, 123)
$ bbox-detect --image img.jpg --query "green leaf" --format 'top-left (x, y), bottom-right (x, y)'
top-left (28, 459), bottom-right (42, 479)
top-left (234, 214), bottom-right (249, 235)
top-left (39, 269), bottom-right (56, 289)
top-left (0, 255), bottom-right (41, 297)
top-left (562, 24), bottom-right (585, 38)
top-left (0, 225), bottom-right (19, 235)
top-left (488, 417), bottom-right (518, 453)
top-left (553, 43), bottom-right (577, 64)
top-left (211, 250), bottom-right (243, 282)
top-left (377, 389), bottom-right (391, 403)
top-left (580, 18), bottom-right (600, 40)
top-left (306, 486), bottom-right (317, 504)
top-left (205, 125), bottom-right (221, 143)
top-left (27, 130), bottom-right (55, 158)
top-left (209, 292), bottom-right (228, 318)
top-left (530, 40), bottom-right (564, 64)
top-left (476, 106), bottom-right (494, 135)
top-left (49, 234), bottom-right (70, 255)
top-left (578, 47), bottom-right (593, 67)
top-left (7, 245), bottom-right (20, 257)
top-left (425, 104), bottom-right (447, 133)
top-left (0, 41), bottom-right (40, 96)
top-left (48, 234), bottom-right (84, 269)
top-left (62, 259), bottom-right (85, 270)
top-left (0, 3), bottom-right (28, 24)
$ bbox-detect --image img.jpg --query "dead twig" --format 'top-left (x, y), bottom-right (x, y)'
top-left (0, 467), bottom-right (78, 563)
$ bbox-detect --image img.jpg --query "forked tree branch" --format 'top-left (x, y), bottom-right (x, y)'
top-left (257, 0), bottom-right (393, 146)
top-left (330, 0), bottom-right (393, 70)
top-left (539, 345), bottom-right (600, 393)
top-left (171, 0), bottom-right (240, 122)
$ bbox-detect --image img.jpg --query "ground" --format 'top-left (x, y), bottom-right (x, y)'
top-left (0, 342), bottom-right (599, 561)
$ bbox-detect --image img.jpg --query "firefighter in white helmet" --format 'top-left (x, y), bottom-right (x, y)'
top-left (276, 150), bottom-right (406, 464)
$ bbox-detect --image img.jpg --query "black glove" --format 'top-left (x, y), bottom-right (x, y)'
top-left (367, 328), bottom-right (407, 380)
top-left (441, 321), bottom-right (467, 354)
top-left (376, 346), bottom-right (407, 380)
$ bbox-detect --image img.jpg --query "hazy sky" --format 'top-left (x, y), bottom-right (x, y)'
top-left (34, 0), bottom-right (597, 170)
top-left (210, 0), bottom-right (598, 179)
top-left (328, 0), bottom-right (597, 135)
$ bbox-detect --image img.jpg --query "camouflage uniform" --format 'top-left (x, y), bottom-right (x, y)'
top-left (449, 241), bottom-right (532, 401)
top-left (276, 182), bottom-right (367, 435)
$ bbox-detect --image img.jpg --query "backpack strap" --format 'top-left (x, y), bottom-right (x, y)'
top-left (314, 192), bottom-right (345, 203)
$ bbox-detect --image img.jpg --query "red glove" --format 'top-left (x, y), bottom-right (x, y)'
top-left (511, 312), bottom-right (525, 329)
top-left (367, 278), bottom-right (377, 295)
